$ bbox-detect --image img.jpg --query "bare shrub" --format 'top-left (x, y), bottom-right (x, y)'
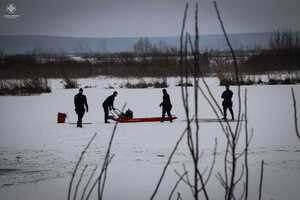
top-left (0, 78), bottom-right (51, 95)
top-left (152, 80), bottom-right (168, 88)
top-left (219, 72), bottom-right (300, 86)
top-left (120, 79), bottom-right (168, 89)
top-left (267, 73), bottom-right (300, 85)
top-left (121, 80), bottom-right (149, 88)
top-left (64, 78), bottom-right (79, 89)
top-left (176, 81), bottom-right (193, 87)
top-left (218, 73), bottom-right (256, 86)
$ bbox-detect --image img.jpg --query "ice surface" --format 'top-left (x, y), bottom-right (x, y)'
top-left (0, 77), bottom-right (300, 200)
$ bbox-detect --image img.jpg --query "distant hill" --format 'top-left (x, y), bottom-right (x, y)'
top-left (0, 33), bottom-right (272, 54)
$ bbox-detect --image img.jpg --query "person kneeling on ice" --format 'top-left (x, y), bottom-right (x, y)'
top-left (74, 88), bottom-right (88, 127)
top-left (102, 91), bottom-right (118, 123)
top-left (221, 84), bottom-right (234, 121)
top-left (159, 88), bottom-right (173, 122)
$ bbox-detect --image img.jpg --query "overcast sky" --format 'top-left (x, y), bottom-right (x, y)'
top-left (0, 0), bottom-right (299, 38)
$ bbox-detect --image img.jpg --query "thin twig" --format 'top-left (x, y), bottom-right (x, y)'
top-left (97, 123), bottom-right (119, 200)
top-left (244, 89), bottom-right (249, 200)
top-left (197, 85), bottom-right (232, 146)
top-left (188, 34), bottom-right (234, 146)
top-left (258, 160), bottom-right (265, 200)
top-left (80, 165), bottom-right (98, 200)
top-left (216, 172), bottom-right (227, 190)
top-left (235, 114), bottom-right (244, 145)
top-left (177, 192), bottom-right (183, 200)
top-left (224, 139), bottom-right (230, 199)
top-left (291, 87), bottom-right (300, 140)
top-left (180, 3), bottom-right (189, 107)
top-left (188, 31), bottom-right (236, 145)
top-left (236, 132), bottom-right (254, 159)
top-left (85, 105), bottom-right (125, 200)
top-left (193, 3), bottom-right (202, 200)
top-left (185, 33), bottom-right (196, 160)
top-left (99, 154), bottom-right (115, 200)
top-left (68, 132), bottom-right (98, 200)
top-left (213, 2), bottom-right (242, 198)
top-left (214, 0), bottom-right (242, 140)
top-left (73, 165), bottom-right (88, 200)
top-left (174, 169), bottom-right (195, 195)
top-left (239, 183), bottom-right (246, 200)
top-left (183, 163), bottom-right (195, 194)
top-left (169, 171), bottom-right (188, 200)
top-left (198, 138), bottom-right (218, 193)
top-left (234, 164), bottom-right (245, 186)
top-left (150, 126), bottom-right (189, 200)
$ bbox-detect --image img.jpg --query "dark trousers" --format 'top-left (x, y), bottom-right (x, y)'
top-left (161, 108), bottom-right (172, 122)
top-left (76, 110), bottom-right (85, 127)
top-left (223, 106), bottom-right (234, 120)
top-left (103, 106), bottom-right (109, 122)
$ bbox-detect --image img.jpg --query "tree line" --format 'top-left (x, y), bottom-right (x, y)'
top-left (0, 30), bottom-right (300, 79)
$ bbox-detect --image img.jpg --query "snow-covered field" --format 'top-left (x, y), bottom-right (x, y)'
top-left (0, 77), bottom-right (300, 200)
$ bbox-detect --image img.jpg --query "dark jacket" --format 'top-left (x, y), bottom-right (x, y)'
top-left (221, 89), bottom-right (233, 107)
top-left (74, 93), bottom-right (88, 113)
top-left (160, 93), bottom-right (172, 110)
top-left (102, 94), bottom-right (115, 109)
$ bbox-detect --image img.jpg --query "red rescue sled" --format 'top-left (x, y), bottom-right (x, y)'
top-left (110, 109), bottom-right (177, 123)
top-left (113, 116), bottom-right (177, 123)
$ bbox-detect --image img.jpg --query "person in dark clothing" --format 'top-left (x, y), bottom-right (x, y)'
top-left (74, 88), bottom-right (88, 127)
top-left (159, 89), bottom-right (173, 122)
top-left (102, 91), bottom-right (118, 123)
top-left (221, 85), bottom-right (234, 121)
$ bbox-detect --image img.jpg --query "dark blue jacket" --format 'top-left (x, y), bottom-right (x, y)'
top-left (74, 93), bottom-right (88, 113)
top-left (160, 93), bottom-right (172, 110)
top-left (221, 89), bottom-right (233, 107)
top-left (102, 94), bottom-right (115, 109)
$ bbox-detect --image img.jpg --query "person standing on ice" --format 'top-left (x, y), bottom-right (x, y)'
top-left (102, 91), bottom-right (118, 123)
top-left (74, 88), bottom-right (88, 128)
top-left (159, 88), bottom-right (173, 122)
top-left (221, 85), bottom-right (234, 121)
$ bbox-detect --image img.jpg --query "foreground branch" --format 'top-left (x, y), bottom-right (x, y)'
top-left (291, 87), bottom-right (300, 140)
top-left (68, 132), bottom-right (98, 200)
top-left (258, 160), bottom-right (265, 200)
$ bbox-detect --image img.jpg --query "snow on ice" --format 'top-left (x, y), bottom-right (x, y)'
top-left (0, 77), bottom-right (300, 200)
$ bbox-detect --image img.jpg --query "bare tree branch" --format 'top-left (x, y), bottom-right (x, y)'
top-left (224, 140), bottom-right (230, 199)
top-left (234, 164), bottom-right (245, 186)
top-left (150, 125), bottom-right (189, 200)
top-left (169, 171), bottom-right (188, 200)
top-left (99, 154), bottom-right (115, 200)
top-left (73, 165), bottom-right (88, 200)
top-left (236, 132), bottom-right (254, 160)
top-left (68, 132), bottom-right (98, 200)
top-left (244, 89), bottom-right (249, 200)
top-left (180, 2), bottom-right (189, 109)
top-left (216, 172), bottom-right (227, 190)
top-left (258, 160), bottom-right (265, 200)
top-left (174, 169), bottom-right (195, 195)
top-left (213, 2), bottom-right (242, 199)
top-left (198, 138), bottom-right (218, 193)
top-left (177, 192), bottom-right (183, 200)
top-left (80, 165), bottom-right (98, 200)
top-left (291, 87), bottom-right (300, 140)
top-left (85, 105), bottom-right (125, 200)
top-left (239, 183), bottom-right (246, 200)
